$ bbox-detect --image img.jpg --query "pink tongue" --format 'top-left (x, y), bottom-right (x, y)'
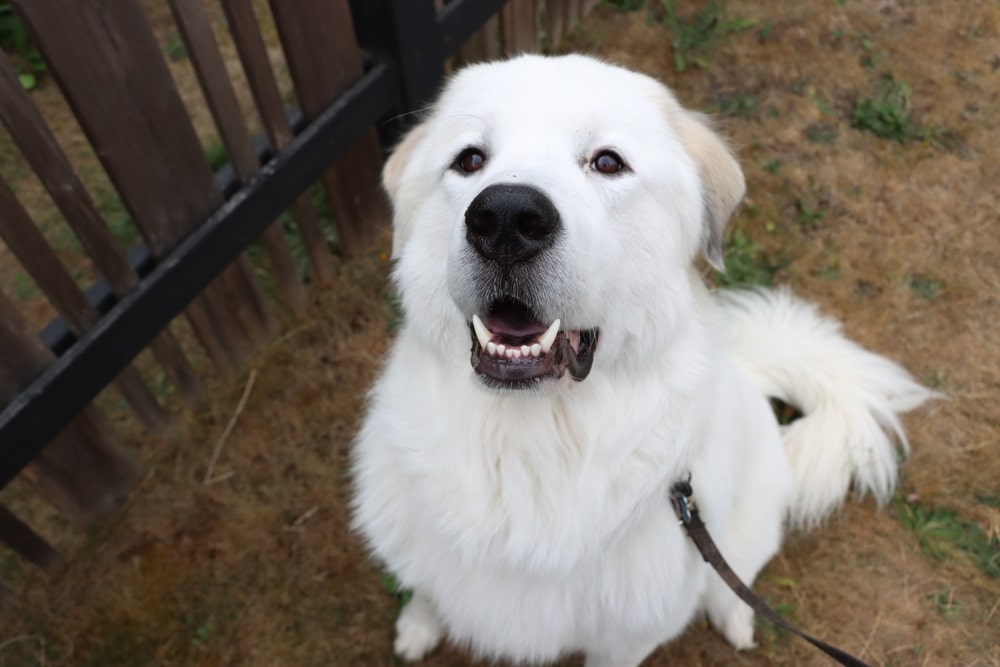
top-left (485, 302), bottom-right (546, 338)
top-left (485, 317), bottom-right (546, 338)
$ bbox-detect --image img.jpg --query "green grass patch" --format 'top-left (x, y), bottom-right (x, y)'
top-left (928, 587), bottom-right (962, 619)
top-left (381, 572), bottom-right (413, 615)
top-left (386, 292), bottom-right (405, 332)
top-left (894, 498), bottom-right (1000, 578)
top-left (95, 189), bottom-right (139, 247)
top-left (905, 273), bottom-right (943, 300)
top-left (204, 139), bottom-right (230, 172)
top-left (165, 32), bottom-right (187, 61)
top-left (716, 229), bottom-right (785, 287)
top-left (755, 596), bottom-right (795, 642)
top-left (0, 2), bottom-right (46, 89)
top-left (12, 271), bottom-right (39, 299)
top-left (657, 0), bottom-right (756, 72)
top-left (976, 490), bottom-right (1000, 510)
top-left (706, 91), bottom-right (759, 119)
top-left (805, 122), bottom-right (838, 145)
top-left (851, 73), bottom-right (919, 142)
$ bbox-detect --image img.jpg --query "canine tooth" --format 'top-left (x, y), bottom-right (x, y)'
top-left (521, 345), bottom-right (531, 357)
top-left (487, 341), bottom-right (497, 356)
top-left (539, 319), bottom-right (561, 354)
top-left (472, 314), bottom-right (493, 349)
top-left (530, 343), bottom-right (541, 358)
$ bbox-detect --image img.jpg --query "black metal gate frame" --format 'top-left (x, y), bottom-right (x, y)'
top-left (0, 0), bottom-right (508, 489)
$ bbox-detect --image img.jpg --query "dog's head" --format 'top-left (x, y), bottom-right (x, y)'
top-left (383, 55), bottom-right (744, 391)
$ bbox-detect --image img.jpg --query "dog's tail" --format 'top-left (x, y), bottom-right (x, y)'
top-left (719, 288), bottom-right (938, 528)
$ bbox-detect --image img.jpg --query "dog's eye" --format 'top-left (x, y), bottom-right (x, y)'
top-left (454, 148), bottom-right (487, 174)
top-left (592, 150), bottom-right (625, 175)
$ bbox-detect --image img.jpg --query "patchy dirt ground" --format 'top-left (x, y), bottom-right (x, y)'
top-left (1, 1), bottom-right (998, 666)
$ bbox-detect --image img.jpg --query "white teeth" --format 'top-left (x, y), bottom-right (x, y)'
top-left (472, 314), bottom-right (493, 350)
top-left (476, 316), bottom-right (561, 359)
top-left (539, 319), bottom-right (561, 354)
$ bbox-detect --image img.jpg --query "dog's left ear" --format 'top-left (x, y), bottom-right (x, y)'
top-left (383, 122), bottom-right (429, 258)
top-left (673, 110), bottom-right (745, 272)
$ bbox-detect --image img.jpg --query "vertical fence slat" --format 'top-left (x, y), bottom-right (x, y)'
top-left (0, 175), bottom-right (174, 435)
top-left (0, 290), bottom-right (141, 523)
top-left (457, 13), bottom-right (503, 64)
top-left (168, 0), bottom-right (306, 315)
top-left (220, 0), bottom-right (338, 285)
top-left (0, 505), bottom-right (62, 572)
top-left (269, 0), bottom-right (387, 257)
top-left (12, 0), bottom-right (270, 374)
top-left (546, 0), bottom-right (567, 52)
top-left (502, 0), bottom-right (541, 54)
top-left (0, 54), bottom-right (206, 405)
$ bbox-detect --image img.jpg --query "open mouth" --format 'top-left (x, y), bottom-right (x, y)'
top-left (468, 299), bottom-right (599, 389)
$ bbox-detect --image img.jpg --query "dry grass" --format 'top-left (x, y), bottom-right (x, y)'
top-left (2, 1), bottom-right (998, 666)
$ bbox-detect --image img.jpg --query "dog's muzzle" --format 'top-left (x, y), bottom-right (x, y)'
top-left (462, 184), bottom-right (598, 388)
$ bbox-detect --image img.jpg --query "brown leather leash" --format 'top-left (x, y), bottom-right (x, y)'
top-left (669, 479), bottom-right (872, 667)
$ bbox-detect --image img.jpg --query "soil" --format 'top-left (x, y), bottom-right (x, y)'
top-left (1, 2), bottom-right (998, 666)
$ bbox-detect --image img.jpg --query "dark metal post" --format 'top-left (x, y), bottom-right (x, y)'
top-left (348, 0), bottom-right (443, 145)
top-left (348, 0), bottom-right (510, 146)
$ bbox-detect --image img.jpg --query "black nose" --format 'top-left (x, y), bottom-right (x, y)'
top-left (465, 184), bottom-right (561, 264)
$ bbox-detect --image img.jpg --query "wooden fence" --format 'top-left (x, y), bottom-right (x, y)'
top-left (0, 0), bottom-right (600, 593)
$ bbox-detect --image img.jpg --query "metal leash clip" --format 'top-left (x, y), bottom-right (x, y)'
top-left (669, 477), bottom-right (694, 526)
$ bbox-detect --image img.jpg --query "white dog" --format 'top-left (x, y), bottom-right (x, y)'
top-left (351, 54), bottom-right (933, 666)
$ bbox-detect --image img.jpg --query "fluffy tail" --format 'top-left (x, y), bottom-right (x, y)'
top-left (719, 288), bottom-right (938, 528)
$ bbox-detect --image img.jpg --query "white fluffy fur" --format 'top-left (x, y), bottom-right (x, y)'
top-left (351, 55), bottom-right (934, 666)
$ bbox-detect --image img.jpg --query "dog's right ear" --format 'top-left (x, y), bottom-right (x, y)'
top-left (672, 110), bottom-right (746, 272)
top-left (382, 122), bottom-right (428, 259)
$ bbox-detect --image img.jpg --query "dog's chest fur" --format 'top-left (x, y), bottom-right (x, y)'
top-left (352, 335), bottom-right (727, 659)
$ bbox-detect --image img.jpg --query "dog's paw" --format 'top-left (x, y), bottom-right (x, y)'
top-left (394, 594), bottom-right (444, 662)
top-left (715, 602), bottom-right (757, 651)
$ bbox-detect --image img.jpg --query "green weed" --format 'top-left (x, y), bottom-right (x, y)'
top-left (976, 491), bottom-right (1000, 510)
top-left (755, 596), bottom-right (795, 642)
top-left (706, 91), bottom-right (759, 119)
top-left (851, 74), bottom-right (916, 142)
top-left (95, 190), bottom-right (139, 246)
top-left (858, 34), bottom-right (882, 69)
top-left (0, 2), bottom-right (46, 89)
top-left (795, 195), bottom-right (827, 230)
top-left (757, 19), bottom-right (773, 42)
top-left (762, 158), bottom-right (782, 174)
top-left (812, 245), bottom-right (841, 280)
top-left (716, 230), bottom-right (785, 287)
top-left (928, 588), bottom-right (962, 619)
top-left (203, 139), bottom-right (229, 172)
top-left (13, 271), bottom-right (39, 299)
top-left (381, 572), bottom-right (413, 612)
top-left (924, 371), bottom-right (943, 390)
top-left (658, 0), bottom-right (756, 72)
top-left (894, 499), bottom-right (1000, 578)
top-left (386, 292), bottom-right (405, 332)
top-left (165, 32), bottom-right (188, 61)
top-left (805, 122), bottom-right (838, 144)
top-left (905, 273), bottom-right (943, 300)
